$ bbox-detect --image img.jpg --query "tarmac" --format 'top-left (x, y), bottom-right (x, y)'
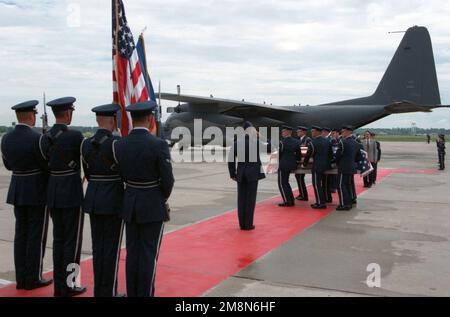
top-left (0, 141), bottom-right (449, 297)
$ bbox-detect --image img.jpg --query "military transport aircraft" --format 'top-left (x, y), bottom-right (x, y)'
top-left (160, 26), bottom-right (449, 146)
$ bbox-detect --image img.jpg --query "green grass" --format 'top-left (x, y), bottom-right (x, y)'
top-left (371, 135), bottom-right (435, 142)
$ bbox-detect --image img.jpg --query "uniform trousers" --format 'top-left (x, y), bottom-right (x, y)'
top-left (14, 206), bottom-right (49, 288)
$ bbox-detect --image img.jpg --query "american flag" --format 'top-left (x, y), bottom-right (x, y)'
top-left (112, 0), bottom-right (150, 136)
top-left (357, 149), bottom-right (374, 177)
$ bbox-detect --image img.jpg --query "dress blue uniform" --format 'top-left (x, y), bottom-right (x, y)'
top-left (39, 97), bottom-right (86, 297)
top-left (335, 127), bottom-right (363, 210)
top-left (328, 131), bottom-right (340, 194)
top-left (0, 100), bottom-right (52, 290)
top-left (437, 135), bottom-right (446, 170)
top-left (295, 126), bottom-right (311, 202)
top-left (228, 122), bottom-right (271, 230)
top-left (322, 128), bottom-right (334, 203)
top-left (81, 104), bottom-right (124, 297)
top-left (304, 127), bottom-right (333, 208)
top-left (112, 101), bottom-right (174, 297)
top-left (352, 137), bottom-right (364, 203)
top-left (278, 126), bottom-right (302, 207)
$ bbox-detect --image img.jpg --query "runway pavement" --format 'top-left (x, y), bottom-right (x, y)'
top-left (0, 141), bottom-right (449, 297)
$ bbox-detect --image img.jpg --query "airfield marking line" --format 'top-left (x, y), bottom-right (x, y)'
top-left (0, 168), bottom-right (426, 297)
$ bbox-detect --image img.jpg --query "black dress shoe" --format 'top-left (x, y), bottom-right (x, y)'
top-left (16, 283), bottom-right (25, 290)
top-left (242, 225), bottom-right (256, 231)
top-left (311, 204), bottom-right (327, 209)
top-left (25, 278), bottom-right (53, 290)
top-left (278, 202), bottom-right (294, 207)
top-left (62, 286), bottom-right (87, 297)
top-left (336, 205), bottom-right (352, 211)
top-left (296, 197), bottom-right (309, 201)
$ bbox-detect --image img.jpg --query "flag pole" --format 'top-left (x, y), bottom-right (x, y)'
top-left (139, 32), bottom-right (160, 137)
top-left (113, 0), bottom-right (121, 133)
top-left (158, 81), bottom-right (162, 138)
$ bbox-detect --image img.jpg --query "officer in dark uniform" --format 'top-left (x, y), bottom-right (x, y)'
top-left (329, 129), bottom-right (340, 193)
top-left (303, 126), bottom-right (333, 209)
top-left (39, 97), bottom-right (86, 297)
top-left (228, 121), bottom-right (271, 230)
top-left (437, 134), bottom-right (446, 170)
top-left (112, 101), bottom-right (174, 297)
top-left (1, 100), bottom-right (52, 291)
top-left (81, 104), bottom-right (124, 297)
top-left (278, 126), bottom-right (301, 207)
top-left (350, 135), bottom-right (363, 205)
top-left (321, 127), bottom-right (334, 203)
top-left (295, 126), bottom-right (311, 202)
top-left (335, 126), bottom-right (363, 211)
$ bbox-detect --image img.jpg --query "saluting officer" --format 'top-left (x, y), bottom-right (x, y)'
top-left (335, 126), bottom-right (363, 211)
top-left (1, 101), bottom-right (52, 291)
top-left (40, 97), bottom-right (86, 297)
top-left (228, 121), bottom-right (271, 231)
top-left (437, 134), bottom-right (446, 170)
top-left (303, 126), bottom-right (333, 209)
top-left (112, 101), bottom-right (174, 297)
top-left (295, 126), bottom-right (311, 202)
top-left (81, 104), bottom-right (124, 297)
top-left (278, 126), bottom-right (301, 207)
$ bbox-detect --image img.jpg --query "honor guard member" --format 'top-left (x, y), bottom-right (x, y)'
top-left (295, 126), bottom-right (311, 202)
top-left (81, 104), bottom-right (124, 297)
top-left (328, 129), bottom-right (340, 193)
top-left (40, 97), bottom-right (86, 297)
top-left (1, 101), bottom-right (52, 291)
top-left (278, 126), bottom-right (301, 207)
top-left (351, 136), bottom-right (364, 205)
top-left (112, 101), bottom-right (174, 297)
top-left (228, 121), bottom-right (271, 230)
top-left (322, 127), bottom-right (334, 203)
top-left (303, 126), bottom-right (333, 209)
top-left (335, 126), bottom-right (363, 211)
top-left (437, 134), bottom-right (446, 170)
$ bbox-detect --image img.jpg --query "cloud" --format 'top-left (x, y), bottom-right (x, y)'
top-left (0, 0), bottom-right (449, 128)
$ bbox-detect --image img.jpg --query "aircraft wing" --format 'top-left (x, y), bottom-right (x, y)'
top-left (384, 101), bottom-right (450, 114)
top-left (160, 93), bottom-right (300, 118)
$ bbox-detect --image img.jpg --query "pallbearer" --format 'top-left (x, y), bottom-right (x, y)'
top-left (278, 126), bottom-right (301, 207)
top-left (303, 126), bottom-right (333, 209)
top-left (322, 127), bottom-right (333, 203)
top-left (81, 104), bottom-right (124, 297)
top-left (1, 101), bottom-right (52, 290)
top-left (335, 126), bottom-right (363, 211)
top-left (113, 101), bottom-right (174, 297)
top-left (40, 97), bottom-right (86, 297)
top-left (295, 126), bottom-right (311, 202)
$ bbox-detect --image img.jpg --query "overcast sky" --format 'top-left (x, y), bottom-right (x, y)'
top-left (1, 0), bottom-right (450, 128)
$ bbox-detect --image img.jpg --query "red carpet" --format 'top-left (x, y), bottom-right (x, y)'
top-left (0, 169), bottom-right (428, 297)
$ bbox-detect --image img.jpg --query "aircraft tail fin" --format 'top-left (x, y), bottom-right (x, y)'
top-left (373, 26), bottom-right (441, 105)
top-left (328, 26), bottom-right (441, 106)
